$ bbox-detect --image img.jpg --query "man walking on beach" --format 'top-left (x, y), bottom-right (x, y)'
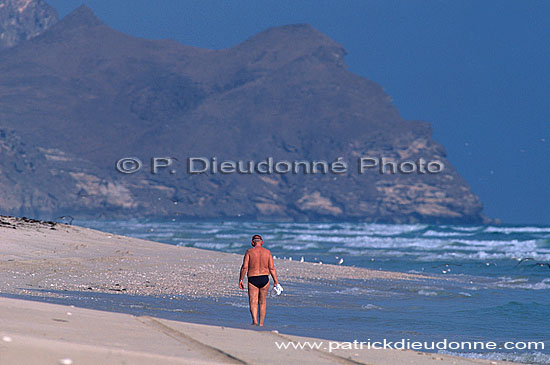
top-left (239, 234), bottom-right (279, 326)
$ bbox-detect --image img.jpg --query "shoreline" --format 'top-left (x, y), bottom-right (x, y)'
top-left (0, 215), bottom-right (438, 299)
top-left (0, 296), bottom-right (504, 365)
top-left (0, 215), bottom-right (513, 364)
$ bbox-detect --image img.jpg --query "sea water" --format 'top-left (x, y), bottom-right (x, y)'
top-left (26, 220), bottom-right (550, 363)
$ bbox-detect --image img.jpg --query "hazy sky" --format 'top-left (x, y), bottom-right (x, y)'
top-left (47, 0), bottom-right (549, 224)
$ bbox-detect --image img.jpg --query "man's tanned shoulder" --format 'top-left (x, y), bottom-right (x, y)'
top-left (248, 246), bottom-right (270, 253)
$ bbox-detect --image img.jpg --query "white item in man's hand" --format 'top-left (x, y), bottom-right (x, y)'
top-left (272, 283), bottom-right (283, 296)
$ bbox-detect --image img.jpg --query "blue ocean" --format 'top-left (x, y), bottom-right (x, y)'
top-left (30, 220), bottom-right (550, 363)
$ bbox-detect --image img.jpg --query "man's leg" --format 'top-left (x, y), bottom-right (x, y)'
top-left (248, 283), bottom-right (259, 325)
top-left (258, 283), bottom-right (270, 326)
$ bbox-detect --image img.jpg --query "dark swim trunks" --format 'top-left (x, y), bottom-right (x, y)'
top-left (248, 275), bottom-right (269, 288)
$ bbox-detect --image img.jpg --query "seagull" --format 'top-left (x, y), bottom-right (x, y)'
top-left (337, 258), bottom-right (344, 265)
top-left (300, 256), bottom-right (304, 262)
top-left (515, 258), bottom-right (535, 266)
top-left (432, 263), bottom-right (463, 268)
top-left (535, 262), bottom-right (550, 269)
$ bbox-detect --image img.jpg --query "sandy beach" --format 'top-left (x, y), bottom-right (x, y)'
top-left (0, 216), bottom-right (511, 364)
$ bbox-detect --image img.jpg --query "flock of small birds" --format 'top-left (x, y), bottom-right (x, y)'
top-left (277, 255), bottom-right (550, 275)
top-left (515, 257), bottom-right (550, 269)
top-left (273, 255), bottom-right (344, 265)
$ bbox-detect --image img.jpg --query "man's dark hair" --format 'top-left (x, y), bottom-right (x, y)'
top-left (252, 234), bottom-right (262, 241)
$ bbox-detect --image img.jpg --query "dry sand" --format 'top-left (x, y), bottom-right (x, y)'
top-left (0, 216), bottom-right (511, 364)
top-left (0, 216), bottom-right (438, 299)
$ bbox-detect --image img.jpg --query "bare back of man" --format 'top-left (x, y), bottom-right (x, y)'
top-left (239, 235), bottom-right (278, 326)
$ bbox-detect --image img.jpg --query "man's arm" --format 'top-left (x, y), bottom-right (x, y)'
top-left (239, 251), bottom-right (249, 289)
top-left (268, 253), bottom-right (279, 286)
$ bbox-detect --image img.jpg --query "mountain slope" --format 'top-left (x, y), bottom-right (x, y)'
top-left (0, 5), bottom-right (490, 223)
top-left (0, 0), bottom-right (57, 50)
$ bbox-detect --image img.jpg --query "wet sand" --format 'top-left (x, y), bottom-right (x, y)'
top-left (0, 215), bottom-right (510, 364)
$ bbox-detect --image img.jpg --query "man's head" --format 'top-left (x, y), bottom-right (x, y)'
top-left (251, 234), bottom-right (263, 246)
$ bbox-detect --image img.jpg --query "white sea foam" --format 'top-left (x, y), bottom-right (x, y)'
top-left (285, 223), bottom-right (427, 237)
top-left (215, 233), bottom-right (248, 238)
top-left (496, 277), bottom-right (550, 290)
top-left (359, 223), bottom-right (427, 236)
top-left (418, 289), bottom-right (438, 296)
top-left (293, 234), bottom-right (351, 242)
top-left (361, 304), bottom-right (382, 310)
top-left (281, 242), bottom-right (319, 250)
top-left (327, 247), bottom-right (361, 254)
top-left (139, 232), bottom-right (176, 239)
top-left (439, 351), bottom-right (550, 365)
top-left (341, 237), bottom-right (446, 249)
top-left (422, 251), bottom-right (550, 262)
top-left (484, 226), bottom-right (550, 234)
top-left (444, 225), bottom-right (484, 232)
top-left (294, 236), bottom-right (550, 261)
top-left (423, 230), bottom-right (475, 237)
top-left (193, 242), bottom-right (230, 250)
top-left (335, 287), bottom-right (374, 295)
top-left (80, 220), bottom-right (550, 264)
